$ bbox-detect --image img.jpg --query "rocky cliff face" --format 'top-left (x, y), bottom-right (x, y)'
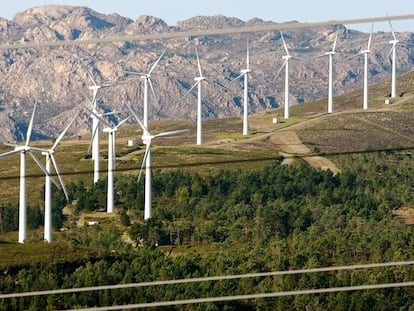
top-left (0, 5), bottom-right (413, 142)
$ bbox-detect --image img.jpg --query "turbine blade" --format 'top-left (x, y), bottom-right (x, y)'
top-left (332, 34), bottom-right (338, 53)
top-left (80, 88), bottom-right (95, 110)
top-left (386, 45), bottom-right (395, 60)
top-left (138, 143), bottom-right (151, 183)
top-left (29, 151), bottom-right (60, 189)
top-left (195, 46), bottom-right (203, 77)
top-left (88, 122), bottom-right (99, 155)
top-left (153, 129), bottom-right (189, 138)
top-left (387, 17), bottom-right (397, 41)
top-left (180, 81), bottom-right (199, 101)
top-left (0, 149), bottom-right (20, 159)
top-left (123, 70), bottom-right (147, 76)
top-left (76, 56), bottom-right (97, 86)
top-left (227, 72), bottom-right (244, 86)
top-left (280, 31), bottom-right (289, 55)
top-left (102, 111), bottom-right (123, 117)
top-left (26, 99), bottom-right (37, 147)
top-left (51, 114), bottom-right (77, 151)
top-left (50, 154), bottom-right (69, 201)
top-left (87, 108), bottom-right (112, 128)
top-left (2, 142), bottom-right (19, 148)
top-left (148, 78), bottom-right (160, 105)
top-left (86, 70), bottom-right (97, 86)
top-left (115, 115), bottom-right (132, 129)
top-left (148, 48), bottom-right (167, 75)
top-left (207, 79), bottom-right (229, 92)
top-left (101, 81), bottom-right (124, 88)
top-left (127, 105), bottom-right (147, 133)
top-left (368, 22), bottom-right (374, 50)
top-left (272, 60), bottom-right (287, 82)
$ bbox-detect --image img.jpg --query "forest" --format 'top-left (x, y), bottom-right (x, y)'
top-left (0, 149), bottom-right (414, 310)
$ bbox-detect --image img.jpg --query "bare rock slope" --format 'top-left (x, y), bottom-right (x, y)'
top-left (0, 5), bottom-right (413, 142)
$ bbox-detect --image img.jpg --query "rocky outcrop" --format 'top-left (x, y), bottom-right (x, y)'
top-left (0, 5), bottom-right (412, 141)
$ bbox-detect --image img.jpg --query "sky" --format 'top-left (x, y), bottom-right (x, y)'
top-left (1, 0), bottom-right (414, 33)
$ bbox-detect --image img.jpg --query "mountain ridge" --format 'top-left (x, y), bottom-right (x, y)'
top-left (0, 5), bottom-right (413, 142)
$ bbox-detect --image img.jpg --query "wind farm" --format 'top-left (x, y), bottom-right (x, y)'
top-left (0, 6), bottom-right (413, 310)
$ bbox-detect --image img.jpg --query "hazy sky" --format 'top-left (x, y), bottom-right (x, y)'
top-left (2, 0), bottom-right (414, 33)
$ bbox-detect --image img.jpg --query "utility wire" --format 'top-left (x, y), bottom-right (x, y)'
top-left (1, 260), bottom-right (414, 299)
top-left (60, 281), bottom-right (414, 310)
top-left (0, 145), bottom-right (412, 181)
top-left (0, 14), bottom-right (414, 50)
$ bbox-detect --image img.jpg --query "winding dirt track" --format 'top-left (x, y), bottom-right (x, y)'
top-left (269, 131), bottom-right (340, 174)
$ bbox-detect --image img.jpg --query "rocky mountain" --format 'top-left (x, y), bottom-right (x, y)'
top-left (0, 5), bottom-right (413, 142)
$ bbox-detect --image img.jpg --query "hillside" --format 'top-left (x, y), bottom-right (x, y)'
top-left (0, 67), bottom-right (412, 207)
top-left (0, 5), bottom-right (413, 142)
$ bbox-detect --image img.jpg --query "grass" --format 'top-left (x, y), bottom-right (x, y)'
top-left (0, 70), bottom-right (413, 251)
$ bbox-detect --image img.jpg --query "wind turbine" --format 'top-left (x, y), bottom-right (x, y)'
top-left (128, 105), bottom-right (188, 220)
top-left (179, 46), bottom-right (205, 144)
top-left (387, 19), bottom-right (399, 98)
top-left (81, 61), bottom-right (122, 184)
top-left (272, 31), bottom-right (304, 119)
top-left (0, 100), bottom-right (56, 243)
top-left (350, 23), bottom-right (374, 110)
top-left (227, 39), bottom-right (251, 135)
top-left (124, 49), bottom-right (167, 128)
top-left (41, 114), bottom-right (77, 242)
top-left (88, 108), bottom-right (131, 213)
top-left (314, 34), bottom-right (338, 113)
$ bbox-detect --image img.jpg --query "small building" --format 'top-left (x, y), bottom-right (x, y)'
top-left (128, 140), bottom-right (137, 147)
top-left (273, 117), bottom-right (281, 124)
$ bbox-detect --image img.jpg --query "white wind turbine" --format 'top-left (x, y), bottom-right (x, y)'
top-left (88, 108), bottom-right (131, 213)
top-left (179, 46), bottom-right (205, 145)
top-left (227, 39), bottom-right (251, 135)
top-left (41, 114), bottom-right (77, 242)
top-left (124, 49), bottom-right (167, 128)
top-left (350, 23), bottom-right (374, 110)
top-left (272, 31), bottom-right (304, 119)
top-left (314, 34), bottom-right (338, 113)
top-left (0, 100), bottom-right (57, 243)
top-left (81, 62), bottom-right (122, 184)
top-left (128, 105), bottom-right (188, 220)
top-left (387, 19), bottom-right (399, 98)
top-left (124, 50), bottom-right (166, 216)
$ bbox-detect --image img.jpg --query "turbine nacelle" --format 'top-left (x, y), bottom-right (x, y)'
top-left (103, 127), bottom-right (118, 134)
top-left (194, 76), bottom-right (205, 82)
top-left (241, 68), bottom-right (251, 74)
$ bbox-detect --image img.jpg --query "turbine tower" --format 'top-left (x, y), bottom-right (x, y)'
top-left (350, 23), bottom-right (374, 110)
top-left (179, 46), bottom-right (205, 145)
top-left (387, 19), bottom-right (399, 98)
top-left (81, 63), bottom-right (121, 184)
top-left (89, 109), bottom-right (131, 213)
top-left (128, 106), bottom-right (188, 220)
top-left (0, 100), bottom-right (55, 243)
top-left (272, 32), bottom-right (304, 119)
top-left (124, 50), bottom-right (166, 216)
top-left (315, 34), bottom-right (338, 113)
top-left (227, 39), bottom-right (251, 135)
top-left (41, 115), bottom-right (77, 242)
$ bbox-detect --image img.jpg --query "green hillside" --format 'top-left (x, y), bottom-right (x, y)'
top-left (0, 71), bottom-right (413, 310)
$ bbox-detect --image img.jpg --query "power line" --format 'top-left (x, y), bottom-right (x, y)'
top-left (0, 145), bottom-right (412, 182)
top-left (2, 260), bottom-right (414, 299)
top-left (60, 281), bottom-right (414, 310)
top-left (0, 14), bottom-right (414, 50)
